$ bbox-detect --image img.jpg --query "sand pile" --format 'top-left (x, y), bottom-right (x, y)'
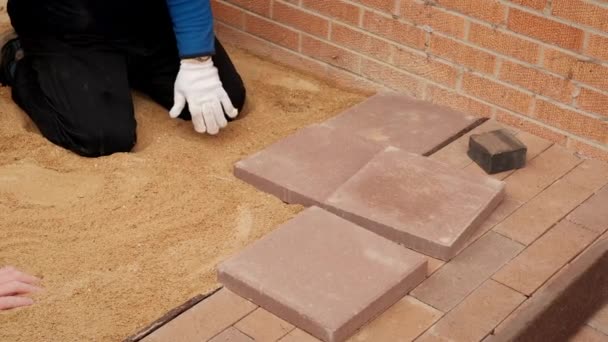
top-left (0, 47), bottom-right (365, 341)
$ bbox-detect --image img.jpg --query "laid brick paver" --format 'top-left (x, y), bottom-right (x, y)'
top-left (324, 92), bottom-right (483, 156)
top-left (504, 144), bottom-right (582, 203)
top-left (419, 280), bottom-right (525, 342)
top-left (348, 296), bottom-right (443, 342)
top-left (411, 232), bottom-right (524, 312)
top-left (234, 124), bottom-right (382, 207)
top-left (325, 147), bottom-right (505, 260)
top-left (570, 326), bottom-right (608, 342)
top-left (493, 220), bottom-right (598, 295)
top-left (209, 327), bottom-right (254, 342)
top-left (235, 308), bottom-right (294, 342)
top-left (218, 207), bottom-right (427, 342)
top-left (589, 303), bottom-right (608, 336)
top-left (564, 158), bottom-right (608, 192)
top-left (280, 329), bottom-right (322, 342)
top-left (493, 179), bottom-right (593, 245)
top-left (143, 289), bottom-right (256, 342)
top-left (568, 185), bottom-right (608, 234)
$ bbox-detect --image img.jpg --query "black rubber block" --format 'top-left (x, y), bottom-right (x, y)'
top-left (467, 129), bottom-right (527, 174)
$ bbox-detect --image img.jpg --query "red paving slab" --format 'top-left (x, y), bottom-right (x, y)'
top-left (142, 289), bottom-right (256, 342)
top-left (234, 124), bottom-right (383, 207)
top-left (217, 207), bottom-right (427, 342)
top-left (411, 232), bottom-right (523, 312)
top-left (323, 92), bottom-right (483, 156)
top-left (324, 147), bottom-right (505, 260)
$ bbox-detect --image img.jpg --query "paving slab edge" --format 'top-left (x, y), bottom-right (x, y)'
top-left (123, 286), bottom-right (223, 342)
top-left (487, 237), bottom-right (608, 342)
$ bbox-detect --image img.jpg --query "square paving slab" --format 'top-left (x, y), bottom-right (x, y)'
top-left (323, 92), bottom-right (483, 156)
top-left (217, 207), bottom-right (427, 342)
top-left (234, 124), bottom-right (383, 207)
top-left (324, 147), bottom-right (506, 260)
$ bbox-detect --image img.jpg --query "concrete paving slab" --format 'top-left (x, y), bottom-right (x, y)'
top-left (324, 147), bottom-right (506, 260)
top-left (218, 207), bottom-right (427, 342)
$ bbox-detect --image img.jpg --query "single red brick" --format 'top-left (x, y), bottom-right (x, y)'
top-left (543, 48), bottom-right (608, 92)
top-left (425, 85), bottom-right (494, 118)
top-left (462, 73), bottom-right (533, 113)
top-left (331, 23), bottom-right (392, 62)
top-left (224, 0), bottom-right (271, 16)
top-left (400, 0), bottom-right (466, 38)
top-left (301, 35), bottom-right (361, 73)
top-left (577, 87), bottom-right (608, 118)
top-left (235, 308), bottom-right (294, 341)
top-left (360, 58), bottom-right (425, 97)
top-left (534, 100), bottom-right (608, 145)
top-left (323, 92), bottom-right (483, 156)
top-left (503, 144), bottom-right (582, 203)
top-left (494, 220), bottom-right (598, 295)
top-left (301, 0), bottom-right (361, 25)
top-left (495, 110), bottom-right (568, 145)
top-left (244, 14), bottom-right (300, 50)
top-left (552, 0), bottom-right (608, 33)
top-left (507, 8), bottom-right (585, 51)
top-left (562, 157), bottom-right (608, 192)
top-left (234, 124), bottom-right (382, 207)
top-left (587, 34), bottom-right (608, 61)
top-left (218, 207), bottom-right (427, 342)
top-left (361, 11), bottom-right (426, 49)
top-left (411, 232), bottom-right (524, 312)
top-left (511, 0), bottom-right (547, 10)
top-left (209, 327), bottom-right (254, 342)
top-left (499, 61), bottom-right (574, 103)
top-left (350, 296), bottom-right (443, 341)
top-left (568, 185), bottom-right (608, 234)
top-left (434, 0), bottom-right (506, 24)
top-left (324, 147), bottom-right (505, 260)
top-left (143, 289), bottom-right (256, 342)
top-left (420, 280), bottom-right (525, 341)
top-left (272, 1), bottom-right (329, 38)
top-left (211, 0), bottom-right (245, 28)
top-left (468, 23), bottom-right (540, 64)
top-left (567, 138), bottom-right (608, 163)
top-left (430, 35), bottom-right (496, 74)
top-left (392, 47), bottom-right (459, 87)
top-left (354, 0), bottom-right (397, 14)
top-left (280, 329), bottom-right (322, 342)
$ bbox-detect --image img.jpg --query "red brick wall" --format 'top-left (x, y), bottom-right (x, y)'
top-left (212, 0), bottom-right (608, 161)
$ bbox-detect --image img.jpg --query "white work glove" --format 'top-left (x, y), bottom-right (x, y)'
top-left (170, 58), bottom-right (238, 135)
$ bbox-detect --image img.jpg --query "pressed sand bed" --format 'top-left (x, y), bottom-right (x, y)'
top-left (0, 47), bottom-right (365, 341)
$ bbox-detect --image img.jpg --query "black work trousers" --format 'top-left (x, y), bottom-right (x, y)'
top-left (6, 0), bottom-right (246, 157)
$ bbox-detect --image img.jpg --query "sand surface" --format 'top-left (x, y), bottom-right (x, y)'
top-left (0, 46), bottom-right (365, 341)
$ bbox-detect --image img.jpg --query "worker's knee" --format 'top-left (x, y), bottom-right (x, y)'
top-left (70, 122), bottom-right (136, 158)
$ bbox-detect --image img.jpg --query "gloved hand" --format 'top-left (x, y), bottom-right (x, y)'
top-left (170, 58), bottom-right (238, 135)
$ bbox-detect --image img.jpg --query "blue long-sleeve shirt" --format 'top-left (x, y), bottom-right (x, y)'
top-left (165, 0), bottom-right (215, 58)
